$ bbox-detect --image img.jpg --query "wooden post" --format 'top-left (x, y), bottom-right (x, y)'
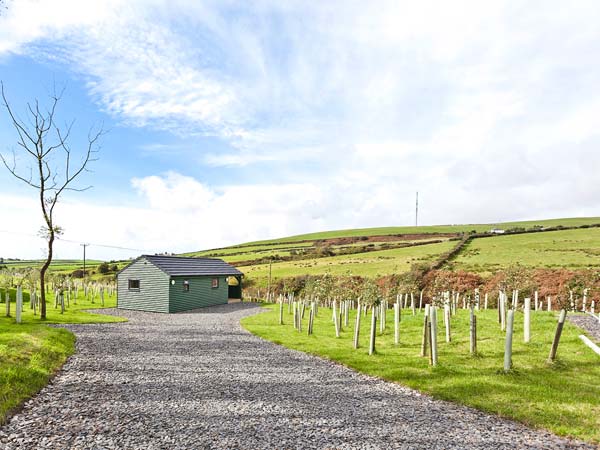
top-left (5, 291), bottom-right (10, 317)
top-left (297, 303), bottom-right (302, 332)
top-left (394, 302), bottom-right (400, 344)
top-left (548, 309), bottom-right (567, 362)
top-left (369, 306), bottom-right (377, 355)
top-left (504, 309), bottom-right (515, 372)
top-left (420, 313), bottom-right (429, 357)
top-left (60, 292), bottom-right (65, 314)
top-left (498, 292), bottom-right (502, 323)
top-left (353, 302), bottom-right (361, 349)
top-left (16, 286), bottom-right (22, 324)
top-left (308, 303), bottom-right (315, 335)
top-left (524, 297), bottom-right (531, 343)
top-left (430, 307), bottom-right (438, 366)
top-left (469, 308), bottom-right (477, 354)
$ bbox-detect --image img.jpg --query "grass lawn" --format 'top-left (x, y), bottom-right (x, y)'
top-left (0, 288), bottom-right (125, 424)
top-left (453, 228), bottom-right (600, 272)
top-left (242, 304), bottom-right (600, 444)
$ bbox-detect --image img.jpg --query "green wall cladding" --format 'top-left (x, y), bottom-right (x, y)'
top-left (169, 275), bottom-right (229, 313)
top-left (117, 258), bottom-right (170, 313)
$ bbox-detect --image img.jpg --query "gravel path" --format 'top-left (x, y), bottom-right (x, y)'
top-left (0, 304), bottom-right (595, 450)
top-left (568, 313), bottom-right (600, 342)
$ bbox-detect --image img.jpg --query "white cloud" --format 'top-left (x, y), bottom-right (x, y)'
top-left (2, 1), bottom-right (600, 258)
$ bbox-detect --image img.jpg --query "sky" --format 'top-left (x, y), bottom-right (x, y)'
top-left (1, 0), bottom-right (600, 260)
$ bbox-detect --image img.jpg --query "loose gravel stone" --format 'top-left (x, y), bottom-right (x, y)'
top-left (0, 304), bottom-right (595, 449)
top-left (568, 314), bottom-right (600, 342)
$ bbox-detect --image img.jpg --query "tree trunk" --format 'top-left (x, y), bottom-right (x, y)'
top-left (39, 248), bottom-right (50, 321)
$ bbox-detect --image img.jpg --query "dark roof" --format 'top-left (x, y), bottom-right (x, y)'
top-left (142, 255), bottom-right (243, 277)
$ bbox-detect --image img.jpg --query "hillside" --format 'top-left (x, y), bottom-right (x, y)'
top-left (180, 217), bottom-right (600, 286)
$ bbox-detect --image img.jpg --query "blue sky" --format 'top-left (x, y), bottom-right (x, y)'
top-left (1, 0), bottom-right (600, 260)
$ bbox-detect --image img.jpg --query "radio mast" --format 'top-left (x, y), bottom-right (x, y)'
top-left (415, 191), bottom-right (419, 227)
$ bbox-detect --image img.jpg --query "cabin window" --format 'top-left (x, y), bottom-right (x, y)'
top-left (183, 280), bottom-right (190, 292)
top-left (211, 278), bottom-right (219, 288)
top-left (128, 279), bottom-right (140, 291)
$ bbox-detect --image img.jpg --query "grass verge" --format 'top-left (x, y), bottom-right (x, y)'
top-left (0, 290), bottom-right (125, 424)
top-left (242, 304), bottom-right (600, 444)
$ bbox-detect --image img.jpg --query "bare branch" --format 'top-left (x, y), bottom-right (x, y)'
top-left (1, 82), bottom-right (39, 153)
top-left (0, 151), bottom-right (40, 188)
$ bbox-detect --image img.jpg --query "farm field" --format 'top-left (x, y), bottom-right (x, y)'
top-left (241, 217), bottom-right (600, 245)
top-left (242, 305), bottom-right (600, 444)
top-left (452, 228), bottom-right (600, 273)
top-left (0, 259), bottom-right (129, 279)
top-left (0, 288), bottom-right (125, 424)
top-left (242, 240), bottom-right (455, 285)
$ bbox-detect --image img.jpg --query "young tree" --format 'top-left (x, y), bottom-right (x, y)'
top-left (1, 82), bottom-right (103, 319)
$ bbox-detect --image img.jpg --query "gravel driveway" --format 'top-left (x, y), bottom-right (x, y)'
top-left (0, 304), bottom-right (594, 450)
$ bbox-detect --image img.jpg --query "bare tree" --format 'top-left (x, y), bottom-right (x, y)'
top-left (1, 82), bottom-right (103, 319)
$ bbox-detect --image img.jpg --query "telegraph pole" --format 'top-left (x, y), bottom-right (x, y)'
top-left (267, 258), bottom-right (273, 301)
top-left (81, 243), bottom-right (89, 277)
top-left (415, 191), bottom-right (419, 227)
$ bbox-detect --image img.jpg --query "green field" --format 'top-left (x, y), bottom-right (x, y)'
top-left (243, 305), bottom-right (600, 444)
top-left (243, 241), bottom-right (455, 285)
top-left (0, 288), bottom-right (125, 424)
top-left (241, 217), bottom-right (600, 245)
top-left (176, 217), bottom-right (600, 285)
top-left (452, 228), bottom-right (600, 273)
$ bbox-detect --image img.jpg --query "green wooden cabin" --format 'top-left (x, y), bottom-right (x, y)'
top-left (117, 255), bottom-right (243, 313)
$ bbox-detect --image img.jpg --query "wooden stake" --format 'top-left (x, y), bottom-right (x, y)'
top-left (369, 306), bottom-right (377, 355)
top-left (430, 307), bottom-right (438, 366)
top-left (353, 302), bottom-right (361, 349)
top-left (420, 314), bottom-right (429, 357)
top-left (469, 308), bottom-right (477, 354)
top-left (548, 309), bottom-right (567, 362)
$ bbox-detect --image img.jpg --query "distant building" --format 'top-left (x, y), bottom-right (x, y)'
top-left (117, 255), bottom-right (243, 313)
top-left (490, 228), bottom-right (505, 234)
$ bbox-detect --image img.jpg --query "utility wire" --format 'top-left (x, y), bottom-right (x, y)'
top-left (0, 229), bottom-right (150, 253)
